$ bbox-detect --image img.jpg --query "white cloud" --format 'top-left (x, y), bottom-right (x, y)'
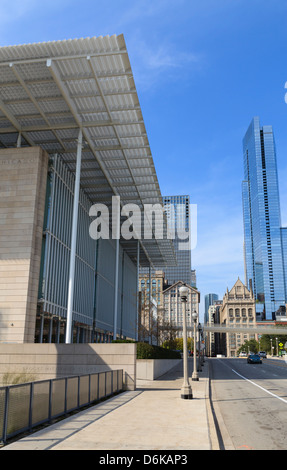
top-left (140, 43), bottom-right (199, 71)
top-left (128, 36), bottom-right (202, 92)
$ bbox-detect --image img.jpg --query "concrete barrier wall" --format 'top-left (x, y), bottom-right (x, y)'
top-left (0, 343), bottom-right (137, 390)
top-left (136, 359), bottom-right (182, 380)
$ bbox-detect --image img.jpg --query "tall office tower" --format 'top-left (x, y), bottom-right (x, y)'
top-left (204, 293), bottom-right (219, 324)
top-left (162, 195), bottom-right (192, 285)
top-left (191, 269), bottom-right (197, 287)
top-left (242, 117), bottom-right (286, 320)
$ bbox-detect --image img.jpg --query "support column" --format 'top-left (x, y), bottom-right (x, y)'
top-left (149, 264), bottom-right (151, 344)
top-left (65, 128), bottom-right (83, 343)
top-left (113, 197), bottom-right (120, 340)
top-left (39, 315), bottom-right (44, 343)
top-left (136, 241), bottom-right (140, 341)
top-left (17, 132), bottom-right (21, 148)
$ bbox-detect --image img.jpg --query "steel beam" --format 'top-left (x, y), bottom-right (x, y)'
top-left (65, 128), bottom-right (83, 343)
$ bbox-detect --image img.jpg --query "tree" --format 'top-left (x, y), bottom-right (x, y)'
top-left (259, 334), bottom-right (287, 355)
top-left (237, 339), bottom-right (259, 355)
top-left (162, 336), bottom-right (194, 352)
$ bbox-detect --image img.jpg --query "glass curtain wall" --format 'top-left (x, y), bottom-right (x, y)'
top-left (242, 117), bottom-right (286, 320)
top-left (36, 154), bottom-right (97, 342)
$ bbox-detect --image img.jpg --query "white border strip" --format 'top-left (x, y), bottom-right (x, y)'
top-left (232, 369), bottom-right (287, 404)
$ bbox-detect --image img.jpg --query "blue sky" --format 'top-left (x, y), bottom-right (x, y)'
top-left (1, 0), bottom-right (287, 319)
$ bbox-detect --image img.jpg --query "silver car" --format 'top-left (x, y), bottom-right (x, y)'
top-left (258, 351), bottom-right (267, 358)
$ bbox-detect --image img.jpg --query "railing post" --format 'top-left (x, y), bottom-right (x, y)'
top-left (29, 382), bottom-right (34, 431)
top-left (77, 376), bottom-right (80, 409)
top-left (64, 377), bottom-right (68, 415)
top-left (2, 387), bottom-right (9, 445)
top-left (48, 380), bottom-right (52, 422)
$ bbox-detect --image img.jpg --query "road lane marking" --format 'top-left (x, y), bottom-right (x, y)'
top-left (231, 369), bottom-right (287, 404)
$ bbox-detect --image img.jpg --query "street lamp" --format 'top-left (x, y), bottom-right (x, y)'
top-left (276, 337), bottom-right (278, 357)
top-left (179, 285), bottom-right (193, 399)
top-left (192, 310), bottom-right (199, 381)
top-left (198, 323), bottom-right (203, 370)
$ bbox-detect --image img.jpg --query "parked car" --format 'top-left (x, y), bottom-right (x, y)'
top-left (258, 351), bottom-right (267, 358)
top-left (247, 354), bottom-right (262, 364)
top-left (239, 351), bottom-right (247, 357)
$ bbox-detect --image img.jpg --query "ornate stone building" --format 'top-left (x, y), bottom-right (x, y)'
top-left (138, 271), bottom-right (166, 343)
top-left (220, 278), bottom-right (256, 357)
top-left (163, 281), bottom-right (200, 339)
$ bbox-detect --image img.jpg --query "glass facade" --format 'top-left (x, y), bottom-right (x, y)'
top-left (242, 117), bottom-right (286, 320)
top-left (204, 293), bottom-right (219, 324)
top-left (139, 195), bottom-right (193, 292)
top-left (280, 227), bottom-right (287, 299)
top-left (36, 154), bottom-right (137, 343)
top-left (162, 195), bottom-right (192, 285)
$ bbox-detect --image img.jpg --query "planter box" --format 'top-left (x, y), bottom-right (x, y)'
top-left (136, 359), bottom-right (181, 380)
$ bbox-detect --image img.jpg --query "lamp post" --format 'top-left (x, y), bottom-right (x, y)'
top-left (192, 310), bottom-right (199, 381)
top-left (276, 337), bottom-right (278, 357)
top-left (198, 323), bottom-right (203, 369)
top-left (179, 285), bottom-right (193, 399)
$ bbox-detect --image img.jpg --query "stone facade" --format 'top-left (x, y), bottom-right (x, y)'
top-left (220, 278), bottom-right (256, 357)
top-left (163, 281), bottom-right (200, 338)
top-left (0, 147), bottom-right (49, 343)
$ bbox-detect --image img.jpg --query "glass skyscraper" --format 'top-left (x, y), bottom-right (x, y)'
top-left (242, 117), bottom-right (286, 320)
top-left (140, 195), bottom-right (193, 286)
top-left (162, 195), bottom-right (192, 285)
top-left (204, 293), bottom-right (219, 324)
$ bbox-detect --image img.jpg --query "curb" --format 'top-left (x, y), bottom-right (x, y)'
top-left (204, 361), bottom-right (220, 450)
top-left (206, 359), bottom-right (235, 450)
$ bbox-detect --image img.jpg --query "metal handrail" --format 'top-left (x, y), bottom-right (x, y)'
top-left (0, 369), bottom-right (123, 445)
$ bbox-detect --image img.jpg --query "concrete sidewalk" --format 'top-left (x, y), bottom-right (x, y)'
top-left (2, 358), bottom-right (219, 451)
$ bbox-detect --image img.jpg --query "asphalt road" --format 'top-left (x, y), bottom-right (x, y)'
top-left (209, 357), bottom-right (287, 450)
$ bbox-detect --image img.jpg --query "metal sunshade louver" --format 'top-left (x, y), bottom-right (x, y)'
top-left (0, 35), bottom-right (176, 267)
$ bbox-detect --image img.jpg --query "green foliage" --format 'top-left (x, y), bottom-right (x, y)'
top-left (111, 339), bottom-right (136, 343)
top-left (162, 337), bottom-right (193, 352)
top-left (258, 334), bottom-right (287, 354)
top-left (236, 331), bottom-right (287, 356)
top-left (136, 342), bottom-right (181, 359)
top-left (237, 339), bottom-right (259, 355)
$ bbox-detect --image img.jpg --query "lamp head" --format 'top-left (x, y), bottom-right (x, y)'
top-left (192, 311), bottom-right (198, 322)
top-left (179, 285), bottom-right (189, 301)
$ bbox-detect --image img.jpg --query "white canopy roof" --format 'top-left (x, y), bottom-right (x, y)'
top-left (0, 34), bottom-right (176, 267)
